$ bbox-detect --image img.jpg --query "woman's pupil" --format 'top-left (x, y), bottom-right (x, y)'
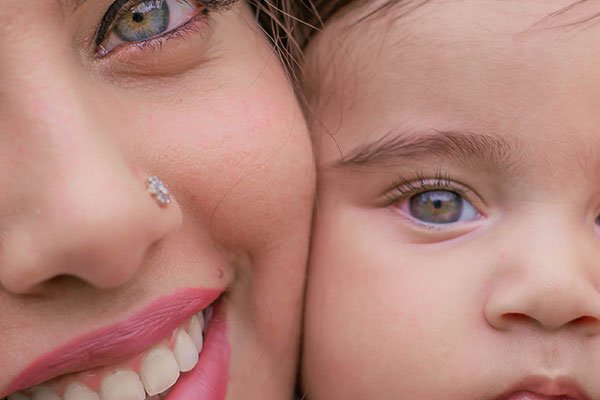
top-left (433, 200), bottom-right (443, 209)
top-left (132, 12), bottom-right (144, 23)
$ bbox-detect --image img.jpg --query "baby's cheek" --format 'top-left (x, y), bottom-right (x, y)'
top-left (304, 202), bottom-right (474, 397)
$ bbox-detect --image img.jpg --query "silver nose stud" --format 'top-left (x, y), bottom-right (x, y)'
top-left (146, 176), bottom-right (171, 207)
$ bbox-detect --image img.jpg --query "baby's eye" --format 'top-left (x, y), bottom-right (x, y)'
top-left (399, 190), bottom-right (480, 225)
top-left (98, 0), bottom-right (206, 55)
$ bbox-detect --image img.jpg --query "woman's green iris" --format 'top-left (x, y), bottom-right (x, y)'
top-left (409, 190), bottom-right (464, 224)
top-left (115, 1), bottom-right (170, 42)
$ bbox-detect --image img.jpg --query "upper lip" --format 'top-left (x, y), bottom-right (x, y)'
top-left (3, 287), bottom-right (222, 396)
top-left (494, 376), bottom-right (592, 400)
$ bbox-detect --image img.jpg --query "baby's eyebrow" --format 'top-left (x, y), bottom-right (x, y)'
top-left (333, 129), bottom-right (528, 174)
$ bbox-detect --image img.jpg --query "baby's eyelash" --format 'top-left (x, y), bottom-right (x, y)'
top-left (382, 169), bottom-right (478, 208)
top-left (390, 170), bottom-right (454, 198)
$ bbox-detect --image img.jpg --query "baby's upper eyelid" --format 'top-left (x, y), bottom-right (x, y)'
top-left (386, 178), bottom-right (487, 213)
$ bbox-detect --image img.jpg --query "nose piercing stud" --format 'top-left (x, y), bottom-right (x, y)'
top-left (146, 176), bottom-right (171, 207)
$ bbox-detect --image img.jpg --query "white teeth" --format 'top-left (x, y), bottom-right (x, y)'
top-left (188, 315), bottom-right (204, 350)
top-left (15, 307), bottom-right (215, 400)
top-left (30, 389), bottom-right (61, 400)
top-left (173, 329), bottom-right (199, 372)
top-left (63, 383), bottom-right (99, 400)
top-left (139, 346), bottom-right (180, 396)
top-left (8, 394), bottom-right (30, 400)
top-left (100, 371), bottom-right (146, 400)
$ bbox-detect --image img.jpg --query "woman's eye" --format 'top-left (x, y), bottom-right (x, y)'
top-left (98, 0), bottom-right (205, 55)
top-left (398, 190), bottom-right (480, 225)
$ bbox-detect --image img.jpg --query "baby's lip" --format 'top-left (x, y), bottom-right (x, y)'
top-left (2, 287), bottom-right (223, 397)
top-left (494, 376), bottom-right (592, 400)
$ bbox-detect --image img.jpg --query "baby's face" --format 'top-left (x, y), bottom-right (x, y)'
top-left (303, 1), bottom-right (600, 398)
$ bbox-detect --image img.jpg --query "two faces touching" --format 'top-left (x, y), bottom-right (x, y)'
top-left (3, 1), bottom-right (600, 400)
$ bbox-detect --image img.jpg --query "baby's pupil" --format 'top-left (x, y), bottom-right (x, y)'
top-left (409, 191), bottom-right (463, 224)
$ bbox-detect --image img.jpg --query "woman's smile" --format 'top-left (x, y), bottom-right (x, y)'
top-left (4, 289), bottom-right (224, 400)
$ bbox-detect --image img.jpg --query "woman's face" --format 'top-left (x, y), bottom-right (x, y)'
top-left (0, 1), bottom-right (314, 399)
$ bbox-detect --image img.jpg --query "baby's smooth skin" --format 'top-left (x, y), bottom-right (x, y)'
top-left (303, 1), bottom-right (600, 398)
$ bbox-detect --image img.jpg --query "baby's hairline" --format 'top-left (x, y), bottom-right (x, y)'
top-left (305, 0), bottom-right (600, 45)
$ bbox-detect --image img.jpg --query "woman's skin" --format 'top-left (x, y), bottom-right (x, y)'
top-left (0, 1), bottom-right (314, 399)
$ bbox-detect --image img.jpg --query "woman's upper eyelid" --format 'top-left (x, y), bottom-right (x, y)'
top-left (94, 0), bottom-right (209, 58)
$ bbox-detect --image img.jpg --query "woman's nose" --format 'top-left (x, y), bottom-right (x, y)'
top-left (484, 210), bottom-right (600, 335)
top-left (0, 51), bottom-right (182, 294)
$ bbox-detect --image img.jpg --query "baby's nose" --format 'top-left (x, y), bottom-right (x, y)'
top-left (484, 209), bottom-right (600, 335)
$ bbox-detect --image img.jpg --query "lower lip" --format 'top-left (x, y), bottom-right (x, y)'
top-left (165, 305), bottom-right (230, 400)
top-left (503, 392), bottom-right (573, 400)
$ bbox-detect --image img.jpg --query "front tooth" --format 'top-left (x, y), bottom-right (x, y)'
top-left (30, 389), bottom-right (61, 400)
top-left (63, 383), bottom-right (99, 400)
top-left (140, 346), bottom-right (180, 396)
top-left (188, 315), bottom-right (204, 350)
top-left (8, 394), bottom-right (30, 400)
top-left (173, 329), bottom-right (199, 372)
top-left (100, 371), bottom-right (146, 400)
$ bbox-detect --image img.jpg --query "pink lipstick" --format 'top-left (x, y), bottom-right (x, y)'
top-left (4, 288), bottom-right (224, 396)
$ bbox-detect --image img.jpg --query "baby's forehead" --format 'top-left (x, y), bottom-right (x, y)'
top-left (305, 0), bottom-right (600, 120)
top-left (304, 0), bottom-right (600, 172)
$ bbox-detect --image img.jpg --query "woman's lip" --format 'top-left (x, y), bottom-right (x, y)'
top-left (494, 376), bottom-right (591, 400)
top-left (3, 287), bottom-right (223, 396)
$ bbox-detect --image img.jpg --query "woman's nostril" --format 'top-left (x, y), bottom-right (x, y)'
top-left (503, 312), bottom-right (534, 324)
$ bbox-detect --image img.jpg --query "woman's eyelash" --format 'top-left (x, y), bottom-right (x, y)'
top-left (95, 0), bottom-right (239, 53)
top-left (96, 0), bottom-right (136, 46)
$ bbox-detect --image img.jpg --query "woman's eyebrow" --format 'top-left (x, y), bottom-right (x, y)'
top-left (62, 0), bottom-right (91, 12)
top-left (333, 129), bottom-right (528, 173)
